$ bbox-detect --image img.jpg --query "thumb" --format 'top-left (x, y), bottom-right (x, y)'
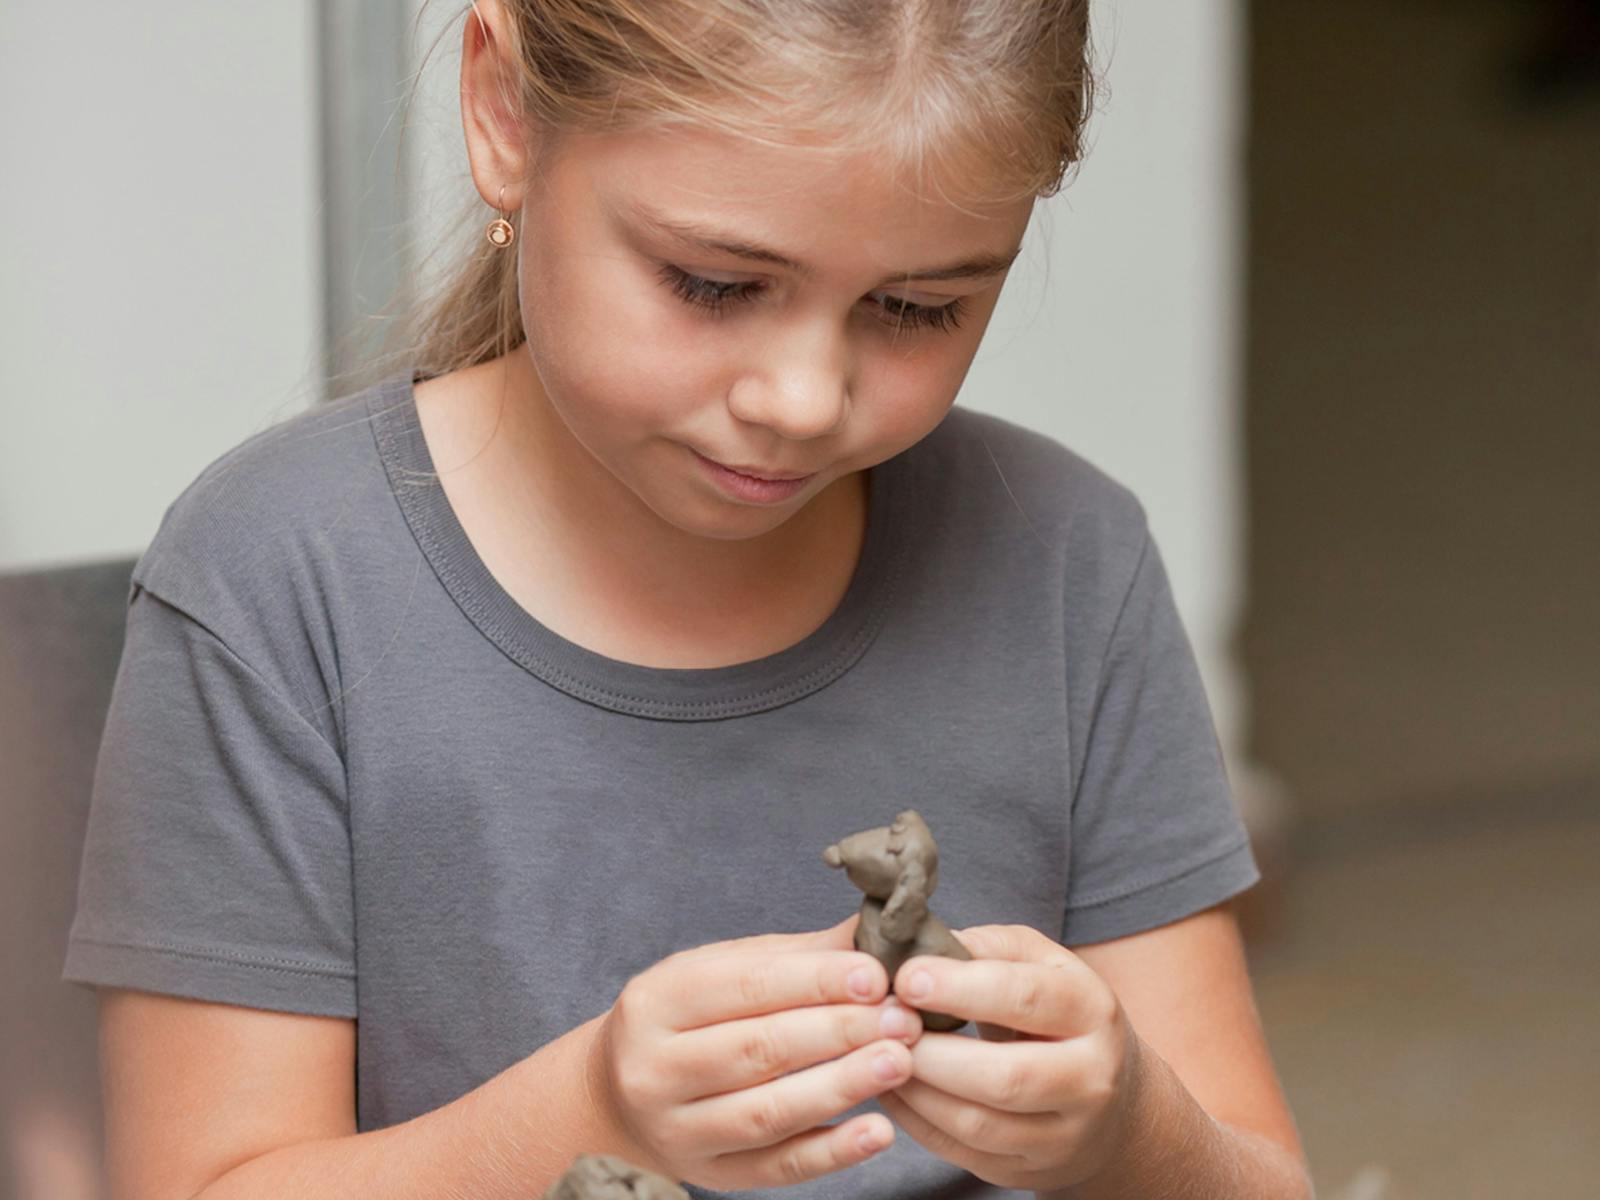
top-left (951, 922), bottom-right (1064, 963)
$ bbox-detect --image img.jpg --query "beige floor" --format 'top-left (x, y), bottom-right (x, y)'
top-left (1246, 801), bottom-right (1600, 1199)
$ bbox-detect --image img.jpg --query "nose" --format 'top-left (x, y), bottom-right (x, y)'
top-left (725, 319), bottom-right (852, 440)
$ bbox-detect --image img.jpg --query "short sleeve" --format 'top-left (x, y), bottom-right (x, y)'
top-left (1061, 527), bottom-right (1260, 945)
top-left (61, 584), bottom-right (357, 1016)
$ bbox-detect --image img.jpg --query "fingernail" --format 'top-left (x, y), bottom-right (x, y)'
top-left (903, 970), bottom-right (933, 1002)
top-left (872, 1051), bottom-right (905, 1083)
top-left (879, 1005), bottom-right (914, 1038)
top-left (857, 1127), bottom-right (886, 1155)
top-left (847, 966), bottom-right (874, 999)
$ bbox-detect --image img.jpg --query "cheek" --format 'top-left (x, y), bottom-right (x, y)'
top-left (878, 291), bottom-right (1002, 434)
top-left (858, 346), bottom-right (970, 441)
top-left (521, 253), bottom-right (720, 427)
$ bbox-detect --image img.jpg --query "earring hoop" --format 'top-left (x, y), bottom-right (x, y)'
top-left (485, 184), bottom-right (516, 249)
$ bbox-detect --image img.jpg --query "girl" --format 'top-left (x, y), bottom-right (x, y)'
top-left (63, 2), bottom-right (1311, 1197)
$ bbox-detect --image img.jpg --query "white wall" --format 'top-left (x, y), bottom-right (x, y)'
top-left (0, 2), bottom-right (323, 573)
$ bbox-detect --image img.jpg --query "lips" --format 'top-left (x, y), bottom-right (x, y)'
top-left (723, 464), bottom-right (814, 481)
top-left (700, 452), bottom-right (814, 481)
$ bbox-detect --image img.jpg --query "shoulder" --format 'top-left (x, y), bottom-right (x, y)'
top-left (136, 382), bottom-right (392, 592)
top-left (128, 376), bottom-right (409, 727)
top-left (911, 404), bottom-right (1152, 588)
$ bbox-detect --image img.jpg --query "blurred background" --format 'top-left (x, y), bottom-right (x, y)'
top-left (2, 1), bottom-right (1596, 1197)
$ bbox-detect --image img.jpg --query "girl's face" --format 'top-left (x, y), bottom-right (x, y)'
top-left (510, 122), bottom-right (1034, 541)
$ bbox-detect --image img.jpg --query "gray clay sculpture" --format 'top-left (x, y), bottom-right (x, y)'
top-left (541, 1154), bottom-right (688, 1200)
top-left (823, 808), bottom-right (971, 1032)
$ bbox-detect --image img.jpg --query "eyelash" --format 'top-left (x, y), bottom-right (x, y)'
top-left (657, 264), bottom-right (967, 334)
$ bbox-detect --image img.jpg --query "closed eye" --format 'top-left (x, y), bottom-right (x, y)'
top-left (657, 264), bottom-right (967, 334)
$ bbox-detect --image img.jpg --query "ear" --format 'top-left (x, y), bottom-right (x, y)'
top-left (881, 859), bottom-right (929, 939)
top-left (461, 0), bottom-right (534, 212)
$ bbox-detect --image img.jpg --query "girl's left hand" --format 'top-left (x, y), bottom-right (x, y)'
top-left (877, 924), bottom-right (1146, 1194)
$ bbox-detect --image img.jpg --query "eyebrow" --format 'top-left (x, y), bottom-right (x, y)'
top-left (616, 199), bottom-right (1022, 286)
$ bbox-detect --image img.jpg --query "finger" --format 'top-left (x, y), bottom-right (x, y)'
top-left (669, 998), bottom-right (922, 1098)
top-left (685, 1038), bottom-right (913, 1154)
top-left (909, 1028), bottom-right (1093, 1114)
top-left (706, 1112), bottom-right (894, 1188)
top-left (877, 1088), bottom-right (1024, 1179)
top-left (947, 923), bottom-right (1068, 963)
top-left (800, 912), bottom-right (862, 949)
top-left (711, 914), bottom-right (860, 955)
top-left (668, 949), bottom-right (888, 1030)
top-left (895, 954), bottom-right (1108, 1039)
top-left (669, 916), bottom-right (860, 965)
top-left (888, 1076), bottom-right (1061, 1159)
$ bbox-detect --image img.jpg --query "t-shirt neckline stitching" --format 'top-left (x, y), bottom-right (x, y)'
top-left (365, 368), bottom-right (912, 721)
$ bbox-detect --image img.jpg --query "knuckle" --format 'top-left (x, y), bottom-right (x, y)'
top-left (742, 1095), bottom-right (789, 1145)
top-left (1082, 1052), bottom-right (1120, 1108)
top-left (612, 982), bottom-right (636, 1021)
top-left (774, 1144), bottom-right (814, 1187)
top-left (922, 1118), bottom-right (964, 1157)
top-left (738, 1027), bottom-right (787, 1079)
top-left (993, 1059), bottom-right (1032, 1108)
top-left (615, 977), bottom-right (651, 1024)
top-left (737, 964), bottom-right (773, 1011)
top-left (1012, 975), bottom-right (1046, 1022)
top-left (956, 1105), bottom-right (997, 1150)
top-left (651, 1108), bottom-right (691, 1155)
top-left (658, 947), bottom-right (689, 972)
top-left (1092, 983), bottom-right (1122, 1029)
top-left (613, 1058), bottom-right (661, 1107)
top-left (652, 1106), bottom-right (683, 1139)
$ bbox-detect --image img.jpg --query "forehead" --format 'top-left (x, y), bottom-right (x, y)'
top-left (558, 124), bottom-right (1033, 264)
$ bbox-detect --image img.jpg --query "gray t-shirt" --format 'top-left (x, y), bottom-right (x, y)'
top-left (63, 369), bottom-right (1258, 1199)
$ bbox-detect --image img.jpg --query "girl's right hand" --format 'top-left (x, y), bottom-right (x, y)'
top-left (587, 915), bottom-right (923, 1190)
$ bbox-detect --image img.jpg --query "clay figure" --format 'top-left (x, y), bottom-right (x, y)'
top-left (541, 1154), bottom-right (688, 1200)
top-left (822, 808), bottom-right (972, 1032)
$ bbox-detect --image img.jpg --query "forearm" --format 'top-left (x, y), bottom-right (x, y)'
top-left (1041, 1038), bottom-right (1314, 1200)
top-left (194, 1015), bottom-right (656, 1200)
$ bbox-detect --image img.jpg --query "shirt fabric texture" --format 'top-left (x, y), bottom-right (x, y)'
top-left (63, 369), bottom-right (1259, 1199)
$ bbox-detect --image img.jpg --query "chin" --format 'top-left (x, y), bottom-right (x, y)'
top-left (645, 488), bottom-right (809, 542)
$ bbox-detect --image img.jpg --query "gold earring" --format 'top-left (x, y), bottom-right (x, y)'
top-left (485, 184), bottom-right (516, 248)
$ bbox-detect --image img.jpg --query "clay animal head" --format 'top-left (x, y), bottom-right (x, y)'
top-left (822, 808), bottom-right (941, 900)
top-left (541, 1154), bottom-right (687, 1200)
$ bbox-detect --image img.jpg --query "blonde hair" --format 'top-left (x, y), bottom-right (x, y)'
top-left (330, 0), bottom-right (1098, 401)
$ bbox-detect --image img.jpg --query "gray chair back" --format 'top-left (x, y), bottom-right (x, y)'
top-left (1, 558), bottom-right (136, 1200)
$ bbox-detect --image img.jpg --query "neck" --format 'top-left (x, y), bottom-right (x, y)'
top-left (488, 349), bottom-right (869, 654)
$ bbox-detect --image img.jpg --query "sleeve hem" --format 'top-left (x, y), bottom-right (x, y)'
top-left (1061, 838), bottom-right (1260, 947)
top-left (61, 935), bottom-right (357, 1019)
